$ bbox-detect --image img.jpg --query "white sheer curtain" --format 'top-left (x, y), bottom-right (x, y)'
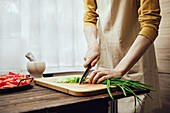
top-left (0, 0), bottom-right (87, 74)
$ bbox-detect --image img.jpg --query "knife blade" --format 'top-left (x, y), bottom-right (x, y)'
top-left (79, 63), bottom-right (91, 85)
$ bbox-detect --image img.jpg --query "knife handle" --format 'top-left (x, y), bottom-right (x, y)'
top-left (87, 63), bottom-right (91, 69)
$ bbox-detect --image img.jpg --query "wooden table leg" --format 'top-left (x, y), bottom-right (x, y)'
top-left (111, 99), bottom-right (118, 113)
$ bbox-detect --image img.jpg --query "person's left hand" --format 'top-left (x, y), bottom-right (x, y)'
top-left (86, 67), bottom-right (123, 84)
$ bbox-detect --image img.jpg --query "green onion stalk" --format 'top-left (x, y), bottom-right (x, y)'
top-left (55, 76), bottom-right (155, 106)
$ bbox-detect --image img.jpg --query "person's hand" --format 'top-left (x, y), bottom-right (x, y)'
top-left (86, 67), bottom-right (123, 84)
top-left (83, 44), bottom-right (100, 68)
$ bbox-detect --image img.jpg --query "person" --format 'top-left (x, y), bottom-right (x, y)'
top-left (83, 0), bottom-right (162, 113)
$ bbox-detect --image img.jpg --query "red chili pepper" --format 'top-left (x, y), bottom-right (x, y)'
top-left (8, 72), bottom-right (17, 75)
top-left (0, 76), bottom-right (7, 80)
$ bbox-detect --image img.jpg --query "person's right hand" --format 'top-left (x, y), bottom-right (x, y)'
top-left (83, 44), bottom-right (100, 68)
top-left (83, 25), bottom-right (99, 68)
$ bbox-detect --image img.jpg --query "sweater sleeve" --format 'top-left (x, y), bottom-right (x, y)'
top-left (83, 0), bottom-right (99, 28)
top-left (138, 0), bottom-right (162, 42)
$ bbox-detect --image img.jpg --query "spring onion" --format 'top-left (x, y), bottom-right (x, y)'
top-left (55, 76), bottom-right (155, 105)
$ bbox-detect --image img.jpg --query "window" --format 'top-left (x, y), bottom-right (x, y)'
top-left (0, 0), bottom-right (87, 74)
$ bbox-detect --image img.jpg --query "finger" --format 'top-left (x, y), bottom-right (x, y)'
top-left (83, 57), bottom-right (86, 61)
top-left (97, 75), bottom-right (112, 84)
top-left (84, 55), bottom-right (98, 68)
top-left (83, 56), bottom-right (87, 67)
top-left (91, 56), bottom-right (100, 67)
top-left (86, 70), bottom-right (99, 84)
top-left (92, 72), bottom-right (105, 84)
top-left (83, 59), bottom-right (91, 68)
top-left (84, 53), bottom-right (99, 68)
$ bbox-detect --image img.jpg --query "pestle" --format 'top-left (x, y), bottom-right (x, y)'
top-left (25, 52), bottom-right (36, 62)
top-left (25, 52), bottom-right (45, 78)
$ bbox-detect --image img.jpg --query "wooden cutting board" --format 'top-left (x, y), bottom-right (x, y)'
top-left (35, 75), bottom-right (118, 96)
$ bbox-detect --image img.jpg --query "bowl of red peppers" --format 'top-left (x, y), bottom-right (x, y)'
top-left (0, 72), bottom-right (34, 93)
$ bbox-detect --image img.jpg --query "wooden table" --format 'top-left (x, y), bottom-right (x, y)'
top-left (0, 84), bottom-right (149, 113)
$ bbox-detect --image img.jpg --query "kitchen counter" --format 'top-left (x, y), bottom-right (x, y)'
top-left (0, 83), bottom-right (149, 113)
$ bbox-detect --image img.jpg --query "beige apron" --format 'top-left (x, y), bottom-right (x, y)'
top-left (96, 0), bottom-right (162, 113)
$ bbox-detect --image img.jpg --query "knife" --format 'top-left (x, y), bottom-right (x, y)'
top-left (79, 63), bottom-right (91, 85)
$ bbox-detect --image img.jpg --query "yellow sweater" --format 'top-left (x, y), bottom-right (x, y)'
top-left (83, 0), bottom-right (161, 42)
